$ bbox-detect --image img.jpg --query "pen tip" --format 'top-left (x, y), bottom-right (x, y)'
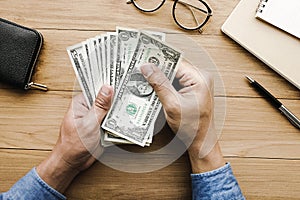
top-left (245, 75), bottom-right (254, 83)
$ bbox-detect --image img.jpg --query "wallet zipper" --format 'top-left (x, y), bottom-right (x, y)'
top-left (26, 82), bottom-right (48, 91)
top-left (24, 31), bottom-right (48, 91)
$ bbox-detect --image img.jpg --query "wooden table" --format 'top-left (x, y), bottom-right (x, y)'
top-left (1, 0), bottom-right (299, 199)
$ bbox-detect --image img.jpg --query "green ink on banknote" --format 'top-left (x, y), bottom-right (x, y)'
top-left (126, 103), bottom-right (137, 116)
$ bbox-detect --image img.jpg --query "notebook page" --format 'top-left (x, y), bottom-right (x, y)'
top-left (256, 0), bottom-right (300, 39)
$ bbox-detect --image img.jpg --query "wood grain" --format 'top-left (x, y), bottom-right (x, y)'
top-left (0, 0), bottom-right (238, 34)
top-left (0, 90), bottom-right (299, 158)
top-left (1, 149), bottom-right (300, 199)
top-left (1, 30), bottom-right (298, 99)
top-left (0, 0), bottom-right (298, 98)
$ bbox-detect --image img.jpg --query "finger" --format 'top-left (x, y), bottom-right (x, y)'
top-left (74, 93), bottom-right (90, 109)
top-left (176, 61), bottom-right (200, 87)
top-left (82, 85), bottom-right (114, 128)
top-left (92, 85), bottom-right (114, 123)
top-left (177, 61), bottom-right (213, 91)
top-left (197, 70), bottom-right (214, 91)
top-left (179, 72), bottom-right (197, 87)
top-left (81, 84), bottom-right (113, 126)
top-left (175, 65), bottom-right (184, 79)
top-left (140, 63), bottom-right (178, 110)
top-left (75, 93), bottom-right (90, 108)
top-left (67, 94), bottom-right (89, 119)
top-left (176, 59), bottom-right (194, 79)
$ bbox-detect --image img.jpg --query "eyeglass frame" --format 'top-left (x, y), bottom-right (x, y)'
top-left (127, 0), bottom-right (213, 32)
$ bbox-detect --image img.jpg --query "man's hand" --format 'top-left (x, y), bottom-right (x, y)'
top-left (37, 85), bottom-right (113, 193)
top-left (141, 61), bottom-right (225, 174)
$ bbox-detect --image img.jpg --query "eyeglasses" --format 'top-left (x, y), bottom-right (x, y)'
top-left (126, 0), bottom-right (213, 33)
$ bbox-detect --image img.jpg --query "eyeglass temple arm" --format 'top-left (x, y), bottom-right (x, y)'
top-left (190, 8), bottom-right (204, 34)
top-left (190, 6), bottom-right (200, 26)
top-left (126, 0), bottom-right (132, 4)
top-left (178, 1), bottom-right (203, 33)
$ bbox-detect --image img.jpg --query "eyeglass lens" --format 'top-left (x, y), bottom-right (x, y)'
top-left (131, 0), bottom-right (165, 12)
top-left (130, 0), bottom-right (211, 31)
top-left (173, 0), bottom-right (211, 30)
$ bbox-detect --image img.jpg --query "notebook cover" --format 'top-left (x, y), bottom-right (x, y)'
top-left (221, 0), bottom-right (300, 89)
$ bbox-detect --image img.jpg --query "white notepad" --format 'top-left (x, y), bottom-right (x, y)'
top-left (255, 0), bottom-right (300, 39)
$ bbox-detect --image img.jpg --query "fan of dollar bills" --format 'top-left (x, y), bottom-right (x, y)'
top-left (67, 27), bottom-right (182, 147)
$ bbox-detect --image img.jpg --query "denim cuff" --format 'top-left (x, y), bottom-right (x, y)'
top-left (2, 168), bottom-right (66, 200)
top-left (191, 162), bottom-right (231, 178)
top-left (191, 163), bottom-right (245, 200)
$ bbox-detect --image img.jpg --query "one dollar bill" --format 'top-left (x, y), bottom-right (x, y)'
top-left (102, 32), bottom-right (181, 146)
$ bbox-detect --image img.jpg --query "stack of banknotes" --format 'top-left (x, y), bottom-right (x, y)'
top-left (67, 27), bottom-right (182, 147)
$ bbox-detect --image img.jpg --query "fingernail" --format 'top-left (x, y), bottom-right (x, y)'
top-left (141, 64), bottom-right (154, 78)
top-left (100, 85), bottom-right (111, 97)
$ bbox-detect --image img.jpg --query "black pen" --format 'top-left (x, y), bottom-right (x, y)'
top-left (245, 76), bottom-right (300, 129)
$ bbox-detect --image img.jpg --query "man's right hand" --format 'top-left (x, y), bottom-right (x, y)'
top-left (141, 61), bottom-right (226, 174)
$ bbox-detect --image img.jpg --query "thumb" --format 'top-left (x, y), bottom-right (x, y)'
top-left (140, 63), bottom-right (178, 110)
top-left (78, 85), bottom-right (113, 157)
top-left (90, 85), bottom-right (114, 124)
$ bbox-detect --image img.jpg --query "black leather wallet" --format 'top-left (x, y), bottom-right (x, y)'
top-left (0, 18), bottom-right (47, 90)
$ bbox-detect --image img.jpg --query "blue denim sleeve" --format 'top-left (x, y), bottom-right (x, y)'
top-left (191, 163), bottom-right (245, 200)
top-left (0, 168), bottom-right (66, 200)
